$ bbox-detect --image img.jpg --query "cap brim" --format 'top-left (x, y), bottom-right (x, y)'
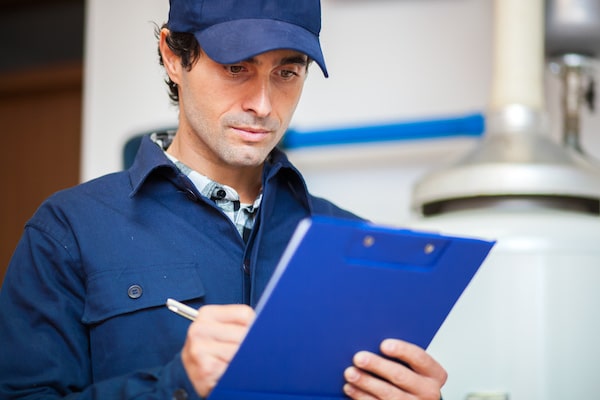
top-left (194, 19), bottom-right (328, 77)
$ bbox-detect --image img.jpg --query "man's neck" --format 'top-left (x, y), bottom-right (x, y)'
top-left (166, 135), bottom-right (263, 204)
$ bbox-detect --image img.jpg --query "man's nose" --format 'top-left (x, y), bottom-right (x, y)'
top-left (242, 77), bottom-right (273, 117)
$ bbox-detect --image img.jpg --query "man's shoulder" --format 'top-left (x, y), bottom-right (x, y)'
top-left (33, 171), bottom-right (130, 221)
top-left (22, 170), bottom-right (131, 240)
top-left (308, 194), bottom-right (365, 222)
top-left (52, 170), bottom-right (131, 204)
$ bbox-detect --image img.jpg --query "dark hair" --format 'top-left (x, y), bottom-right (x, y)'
top-left (156, 23), bottom-right (201, 103)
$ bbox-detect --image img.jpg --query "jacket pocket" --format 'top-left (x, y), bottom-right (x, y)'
top-left (82, 263), bottom-right (205, 324)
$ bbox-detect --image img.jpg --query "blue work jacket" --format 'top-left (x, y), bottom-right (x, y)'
top-left (0, 135), bottom-right (362, 399)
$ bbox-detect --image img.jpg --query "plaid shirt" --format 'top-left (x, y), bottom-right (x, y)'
top-left (165, 153), bottom-right (262, 242)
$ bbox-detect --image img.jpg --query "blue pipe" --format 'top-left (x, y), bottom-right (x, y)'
top-left (281, 112), bottom-right (485, 149)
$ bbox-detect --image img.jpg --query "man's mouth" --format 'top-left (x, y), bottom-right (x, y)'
top-left (231, 126), bottom-right (272, 142)
top-left (234, 126), bottom-right (270, 134)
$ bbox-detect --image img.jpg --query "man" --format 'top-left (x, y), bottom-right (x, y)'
top-left (0, 0), bottom-right (447, 399)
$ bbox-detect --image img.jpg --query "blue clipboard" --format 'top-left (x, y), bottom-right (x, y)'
top-left (209, 216), bottom-right (495, 399)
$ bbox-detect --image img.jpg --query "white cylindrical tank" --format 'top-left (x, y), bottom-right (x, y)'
top-left (407, 208), bottom-right (600, 400)
top-left (407, 1), bottom-right (600, 398)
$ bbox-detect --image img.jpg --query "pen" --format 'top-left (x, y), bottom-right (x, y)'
top-left (166, 298), bottom-right (198, 321)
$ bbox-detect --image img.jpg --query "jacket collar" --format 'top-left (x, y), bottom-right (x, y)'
top-left (128, 133), bottom-right (179, 197)
top-left (127, 133), bottom-right (309, 205)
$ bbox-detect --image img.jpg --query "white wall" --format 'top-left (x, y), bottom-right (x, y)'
top-left (82, 0), bottom-right (600, 224)
top-left (82, 0), bottom-right (173, 179)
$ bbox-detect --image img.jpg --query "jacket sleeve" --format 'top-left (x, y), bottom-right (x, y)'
top-left (0, 224), bottom-right (201, 400)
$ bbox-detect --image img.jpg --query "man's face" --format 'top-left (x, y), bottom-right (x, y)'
top-left (174, 48), bottom-right (308, 169)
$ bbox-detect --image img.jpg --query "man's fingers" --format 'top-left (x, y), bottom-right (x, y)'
top-left (188, 304), bottom-right (256, 344)
top-left (342, 340), bottom-right (447, 400)
top-left (181, 304), bottom-right (256, 398)
top-left (380, 339), bottom-right (447, 384)
top-left (196, 304), bottom-right (256, 325)
top-left (344, 364), bottom-right (406, 400)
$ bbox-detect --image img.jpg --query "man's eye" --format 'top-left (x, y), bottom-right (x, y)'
top-left (227, 65), bottom-right (244, 74)
top-left (280, 69), bottom-right (299, 78)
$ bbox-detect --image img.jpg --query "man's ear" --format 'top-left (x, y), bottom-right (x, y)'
top-left (159, 28), bottom-right (182, 85)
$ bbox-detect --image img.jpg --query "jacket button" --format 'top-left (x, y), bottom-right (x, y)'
top-left (172, 388), bottom-right (188, 400)
top-left (242, 260), bottom-right (250, 274)
top-left (127, 284), bottom-right (143, 299)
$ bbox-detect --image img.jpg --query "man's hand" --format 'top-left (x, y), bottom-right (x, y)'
top-left (181, 304), bottom-right (255, 398)
top-left (343, 339), bottom-right (447, 400)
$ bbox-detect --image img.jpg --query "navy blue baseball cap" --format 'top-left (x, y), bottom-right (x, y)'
top-left (167, 0), bottom-right (328, 77)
